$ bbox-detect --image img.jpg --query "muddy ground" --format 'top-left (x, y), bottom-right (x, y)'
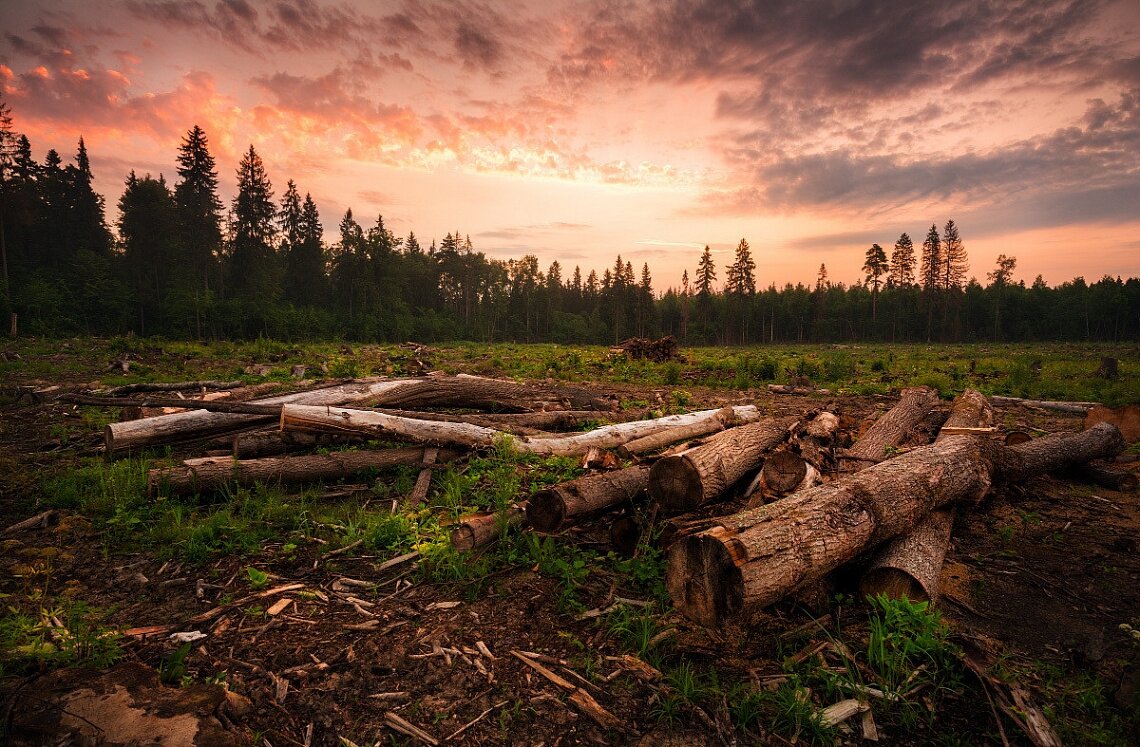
top-left (1, 345), bottom-right (1138, 746)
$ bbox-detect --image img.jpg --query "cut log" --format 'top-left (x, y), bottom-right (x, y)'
top-left (841, 387), bottom-right (939, 467)
top-left (375, 373), bottom-right (612, 412)
top-left (991, 395), bottom-right (1100, 414)
top-left (104, 378), bottom-right (422, 454)
top-left (609, 516), bottom-right (642, 556)
top-left (148, 447), bottom-right (445, 497)
top-left (647, 416), bottom-right (797, 512)
top-left (526, 466), bottom-right (649, 533)
top-left (280, 404), bottom-right (762, 457)
top-left (1083, 404), bottom-right (1140, 442)
top-left (1004, 431), bottom-right (1033, 446)
top-left (666, 422), bottom-right (1124, 627)
top-left (232, 430), bottom-right (364, 459)
top-left (1064, 461), bottom-right (1138, 492)
top-left (767, 384), bottom-right (831, 395)
top-left (859, 389), bottom-right (993, 603)
top-left (759, 451), bottom-right (808, 494)
top-left (617, 406), bottom-right (738, 457)
top-left (450, 507), bottom-right (525, 552)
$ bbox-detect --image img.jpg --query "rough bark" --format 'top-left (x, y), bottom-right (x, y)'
top-left (450, 507), bottom-right (525, 552)
top-left (280, 404), bottom-right (762, 457)
top-left (372, 373), bottom-right (613, 412)
top-left (231, 430), bottom-right (364, 459)
top-left (104, 378), bottom-right (422, 454)
top-left (841, 387), bottom-right (939, 467)
top-left (666, 422), bottom-right (1124, 627)
top-left (859, 389), bottom-right (993, 603)
top-left (757, 411), bottom-right (840, 498)
top-left (526, 466), bottom-right (649, 533)
top-left (648, 416), bottom-right (797, 512)
top-left (148, 447), bottom-right (444, 497)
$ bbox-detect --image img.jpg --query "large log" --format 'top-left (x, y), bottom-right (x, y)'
top-left (841, 387), bottom-right (939, 467)
top-left (617, 407), bottom-right (738, 457)
top-left (526, 466), bottom-right (649, 533)
top-left (647, 416), bottom-right (797, 512)
top-left (104, 378), bottom-right (422, 453)
top-left (280, 404), bottom-right (763, 457)
top-left (755, 411), bottom-right (840, 498)
top-left (859, 389), bottom-right (993, 602)
top-left (148, 447), bottom-right (443, 497)
top-left (666, 422), bottom-right (1125, 627)
top-left (368, 374), bottom-right (604, 412)
top-left (232, 430), bottom-right (364, 459)
top-left (1065, 461), bottom-right (1138, 492)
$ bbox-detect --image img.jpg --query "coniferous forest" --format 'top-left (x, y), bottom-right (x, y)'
top-left (2, 112), bottom-right (1138, 344)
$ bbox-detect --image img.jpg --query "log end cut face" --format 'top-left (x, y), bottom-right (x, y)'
top-left (649, 456), bottom-right (704, 512)
top-left (665, 533), bottom-right (744, 628)
top-left (525, 489), bottom-right (567, 534)
top-left (858, 568), bottom-right (930, 604)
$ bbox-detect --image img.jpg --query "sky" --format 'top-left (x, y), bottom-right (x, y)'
top-left (2, 0), bottom-right (1139, 291)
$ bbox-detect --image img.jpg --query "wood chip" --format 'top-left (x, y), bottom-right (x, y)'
top-left (820, 699), bottom-right (868, 728)
top-left (383, 712), bottom-right (439, 746)
top-left (425, 601), bottom-right (461, 611)
top-left (861, 709), bottom-right (879, 741)
top-left (266, 598), bottom-right (292, 616)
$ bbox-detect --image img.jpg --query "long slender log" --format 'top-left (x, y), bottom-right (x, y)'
top-left (148, 447), bottom-right (445, 497)
top-left (841, 387), bottom-right (939, 467)
top-left (1065, 462), bottom-right (1139, 492)
top-left (104, 378), bottom-right (422, 454)
top-left (666, 422), bottom-right (1125, 627)
top-left (647, 416), bottom-right (797, 512)
top-left (372, 374), bottom-right (611, 412)
top-left (232, 430), bottom-right (364, 459)
top-left (526, 466), bottom-right (649, 533)
top-left (859, 389), bottom-right (993, 602)
top-left (990, 395), bottom-right (1100, 414)
top-left (281, 404), bottom-right (762, 457)
top-left (97, 380), bottom-right (246, 396)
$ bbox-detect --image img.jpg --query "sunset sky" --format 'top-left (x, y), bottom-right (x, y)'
top-left (2, 0), bottom-right (1139, 291)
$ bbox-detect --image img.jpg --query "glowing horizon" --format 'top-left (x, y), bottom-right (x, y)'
top-left (3, 0), bottom-right (1139, 291)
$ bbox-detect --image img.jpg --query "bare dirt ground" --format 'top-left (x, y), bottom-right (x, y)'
top-left (1, 346), bottom-right (1138, 746)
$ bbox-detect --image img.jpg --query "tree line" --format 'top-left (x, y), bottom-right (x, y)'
top-left (1, 107), bottom-right (1137, 344)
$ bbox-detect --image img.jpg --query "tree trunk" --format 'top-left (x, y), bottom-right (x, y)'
top-left (526, 466), bottom-right (649, 533)
top-left (368, 374), bottom-right (609, 412)
top-left (148, 447), bottom-right (444, 497)
top-left (648, 417), bottom-right (797, 513)
top-left (756, 411), bottom-right (841, 499)
top-left (991, 395), bottom-right (1100, 414)
top-left (450, 507), bottom-right (525, 552)
top-left (97, 380), bottom-right (246, 396)
top-left (859, 389), bottom-right (993, 602)
top-left (841, 387), bottom-right (939, 467)
top-left (104, 378), bottom-right (422, 453)
top-left (281, 404), bottom-right (762, 457)
top-left (759, 451), bottom-right (808, 494)
top-left (617, 407), bottom-right (738, 457)
top-left (231, 430), bottom-right (364, 459)
top-left (666, 422), bottom-right (1124, 627)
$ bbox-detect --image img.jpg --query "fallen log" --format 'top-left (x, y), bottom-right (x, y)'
top-left (280, 404), bottom-right (762, 457)
top-left (767, 384), bottom-right (831, 395)
top-left (841, 387), bottom-right (939, 468)
top-left (148, 447), bottom-right (446, 497)
top-left (990, 395), bottom-right (1100, 414)
top-left (755, 411), bottom-right (840, 498)
top-left (647, 416), bottom-right (797, 512)
top-left (104, 378), bottom-right (422, 454)
top-left (1065, 461), bottom-right (1138, 492)
top-left (374, 373), bottom-right (612, 412)
top-left (231, 430), bottom-right (364, 459)
top-left (859, 389), bottom-right (993, 602)
top-left (450, 506), bottom-right (525, 551)
top-left (666, 422), bottom-right (1125, 627)
top-left (617, 406), bottom-right (738, 457)
top-left (96, 379), bottom-right (246, 396)
top-left (526, 466), bottom-right (649, 533)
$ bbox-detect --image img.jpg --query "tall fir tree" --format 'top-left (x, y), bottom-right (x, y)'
top-left (118, 172), bottom-right (178, 334)
top-left (863, 243), bottom-right (888, 321)
top-left (941, 219), bottom-right (967, 291)
top-left (889, 232), bottom-right (916, 288)
top-left (696, 245), bottom-right (716, 296)
top-left (920, 224), bottom-right (941, 291)
top-left (726, 238), bottom-right (756, 295)
top-left (227, 144), bottom-right (278, 301)
top-left (174, 125), bottom-right (223, 296)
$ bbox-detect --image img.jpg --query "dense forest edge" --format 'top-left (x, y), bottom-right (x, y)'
top-left (1, 104), bottom-right (1138, 344)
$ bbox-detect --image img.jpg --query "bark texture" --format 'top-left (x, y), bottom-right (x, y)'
top-left (842, 387), bottom-right (939, 467)
top-left (450, 507), bottom-right (525, 552)
top-left (526, 466), bottom-right (649, 533)
top-left (648, 416), bottom-right (797, 512)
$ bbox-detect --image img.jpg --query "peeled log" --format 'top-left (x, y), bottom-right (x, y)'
top-left (105, 378), bottom-right (421, 453)
top-left (859, 389), bottom-right (993, 603)
top-left (617, 407), bottom-right (737, 457)
top-left (526, 466), bottom-right (649, 533)
top-left (842, 387), bottom-right (939, 467)
top-left (148, 447), bottom-right (441, 497)
top-left (281, 404), bottom-right (762, 457)
top-left (648, 416), bottom-right (797, 513)
top-left (666, 423), bottom-right (1124, 627)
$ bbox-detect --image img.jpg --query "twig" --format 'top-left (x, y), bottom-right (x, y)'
top-left (445, 700), bottom-right (510, 742)
top-left (383, 712), bottom-right (439, 746)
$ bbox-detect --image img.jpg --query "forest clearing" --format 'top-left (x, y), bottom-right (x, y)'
top-left (1, 337), bottom-right (1138, 746)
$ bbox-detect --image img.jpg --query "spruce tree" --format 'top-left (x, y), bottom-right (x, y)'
top-left (863, 243), bottom-right (888, 321)
top-left (920, 224), bottom-right (941, 291)
top-left (696, 245), bottom-right (716, 296)
top-left (726, 238), bottom-right (756, 295)
top-left (228, 145), bottom-right (278, 300)
top-left (941, 219), bottom-right (967, 291)
top-left (174, 125), bottom-right (223, 295)
top-left (889, 233), bottom-right (916, 288)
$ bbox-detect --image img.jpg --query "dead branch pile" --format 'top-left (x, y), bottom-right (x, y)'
top-left (67, 374), bottom-right (1132, 634)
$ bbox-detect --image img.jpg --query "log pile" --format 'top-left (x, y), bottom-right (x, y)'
top-left (611, 336), bottom-right (681, 362)
top-left (73, 373), bottom-right (1132, 629)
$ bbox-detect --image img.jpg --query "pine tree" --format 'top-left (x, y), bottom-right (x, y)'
top-left (696, 245), bottom-right (716, 296)
top-left (863, 243), bottom-right (888, 321)
top-left (228, 144), bottom-right (277, 300)
top-left (0, 95), bottom-right (15, 297)
top-left (889, 233), bottom-right (915, 288)
top-left (941, 219), bottom-right (967, 291)
top-left (174, 125), bottom-right (223, 295)
top-left (816, 263), bottom-right (828, 291)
